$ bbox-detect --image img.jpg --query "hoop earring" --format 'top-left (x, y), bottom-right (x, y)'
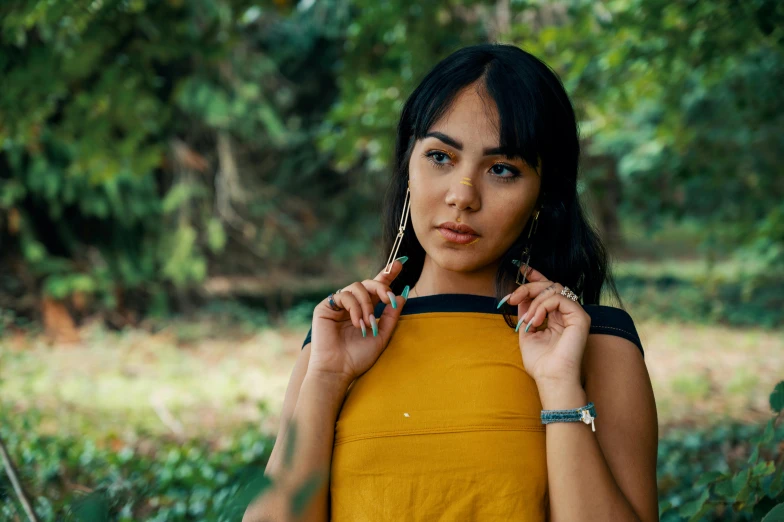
top-left (515, 209), bottom-right (539, 285)
top-left (384, 179), bottom-right (412, 274)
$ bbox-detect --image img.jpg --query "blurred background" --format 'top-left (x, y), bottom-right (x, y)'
top-left (0, 0), bottom-right (782, 520)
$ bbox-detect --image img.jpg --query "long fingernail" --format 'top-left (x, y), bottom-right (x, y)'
top-left (387, 290), bottom-right (397, 309)
top-left (515, 316), bottom-right (525, 332)
top-left (497, 293), bottom-right (512, 309)
top-left (360, 318), bottom-right (367, 338)
top-left (524, 318), bottom-right (534, 333)
top-left (402, 285), bottom-right (410, 300)
top-left (395, 256), bottom-right (409, 265)
top-left (369, 314), bottom-right (378, 336)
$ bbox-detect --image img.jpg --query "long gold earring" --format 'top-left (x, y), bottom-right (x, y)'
top-left (384, 179), bottom-right (412, 274)
top-left (515, 209), bottom-right (539, 285)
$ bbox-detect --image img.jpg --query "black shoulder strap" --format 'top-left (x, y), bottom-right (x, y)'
top-left (583, 305), bottom-right (644, 358)
top-left (302, 304), bottom-right (644, 358)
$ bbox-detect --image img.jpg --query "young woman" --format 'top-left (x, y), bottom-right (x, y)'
top-left (245, 43), bottom-right (659, 522)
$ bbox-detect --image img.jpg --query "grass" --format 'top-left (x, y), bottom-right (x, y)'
top-left (1, 312), bottom-right (782, 443)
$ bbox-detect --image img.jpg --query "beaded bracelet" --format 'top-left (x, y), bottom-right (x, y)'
top-left (541, 402), bottom-right (597, 432)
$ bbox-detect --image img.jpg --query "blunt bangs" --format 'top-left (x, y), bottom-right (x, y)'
top-left (398, 45), bottom-right (563, 177)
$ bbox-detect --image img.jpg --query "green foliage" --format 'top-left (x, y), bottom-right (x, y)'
top-left (504, 0), bottom-right (784, 268)
top-left (2, 0), bottom-right (782, 319)
top-left (0, 404), bottom-right (276, 521)
top-left (0, 0), bottom-right (345, 312)
top-left (2, 383), bottom-right (783, 520)
top-left (658, 381), bottom-right (784, 521)
top-left (613, 273), bottom-right (784, 328)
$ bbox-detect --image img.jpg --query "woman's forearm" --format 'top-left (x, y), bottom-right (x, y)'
top-left (244, 371), bottom-right (350, 522)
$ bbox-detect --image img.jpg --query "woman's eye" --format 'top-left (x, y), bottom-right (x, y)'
top-left (491, 163), bottom-right (521, 181)
top-left (430, 152), bottom-right (449, 163)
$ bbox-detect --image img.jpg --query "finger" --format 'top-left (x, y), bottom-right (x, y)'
top-left (359, 279), bottom-right (397, 310)
top-left (523, 266), bottom-right (549, 283)
top-left (520, 283), bottom-right (563, 323)
top-left (376, 291), bottom-right (408, 342)
top-left (507, 281), bottom-right (555, 306)
top-left (375, 256), bottom-right (408, 286)
top-left (329, 290), bottom-right (362, 329)
top-left (344, 281), bottom-right (378, 330)
top-left (522, 293), bottom-right (586, 334)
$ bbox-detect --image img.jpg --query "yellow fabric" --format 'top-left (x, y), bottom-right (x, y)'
top-left (329, 311), bottom-right (548, 521)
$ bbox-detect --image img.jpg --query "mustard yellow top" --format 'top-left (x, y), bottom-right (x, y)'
top-left (301, 294), bottom-right (643, 521)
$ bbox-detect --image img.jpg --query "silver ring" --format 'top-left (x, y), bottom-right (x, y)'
top-left (560, 286), bottom-right (578, 302)
top-left (327, 289), bottom-right (344, 311)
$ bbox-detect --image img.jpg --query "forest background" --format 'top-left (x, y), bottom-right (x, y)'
top-left (0, 0), bottom-right (783, 521)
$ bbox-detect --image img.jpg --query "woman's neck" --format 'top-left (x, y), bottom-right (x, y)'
top-left (410, 255), bottom-right (499, 298)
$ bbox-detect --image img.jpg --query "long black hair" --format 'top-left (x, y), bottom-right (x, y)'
top-left (381, 43), bottom-right (623, 328)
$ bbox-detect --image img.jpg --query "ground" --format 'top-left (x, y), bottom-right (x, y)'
top-left (1, 314), bottom-right (781, 443)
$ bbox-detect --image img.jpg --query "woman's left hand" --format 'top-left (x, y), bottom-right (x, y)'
top-left (505, 266), bottom-right (591, 386)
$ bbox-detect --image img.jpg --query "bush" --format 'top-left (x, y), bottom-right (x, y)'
top-left (0, 408), bottom-right (275, 521)
top-left (2, 382), bottom-right (782, 521)
top-left (658, 381), bottom-right (784, 521)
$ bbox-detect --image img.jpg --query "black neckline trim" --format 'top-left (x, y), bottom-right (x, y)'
top-left (396, 293), bottom-right (502, 315)
top-left (310, 294), bottom-right (643, 357)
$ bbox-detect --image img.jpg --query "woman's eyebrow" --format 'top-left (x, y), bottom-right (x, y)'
top-left (424, 131), bottom-right (519, 157)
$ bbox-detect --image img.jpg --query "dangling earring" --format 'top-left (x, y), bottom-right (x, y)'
top-left (384, 179), bottom-right (412, 274)
top-left (515, 209), bottom-right (540, 285)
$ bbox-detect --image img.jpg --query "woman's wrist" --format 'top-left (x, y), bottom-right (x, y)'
top-left (304, 369), bottom-right (353, 398)
top-left (536, 380), bottom-right (587, 411)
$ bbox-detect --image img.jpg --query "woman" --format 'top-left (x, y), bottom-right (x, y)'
top-left (245, 43), bottom-right (659, 522)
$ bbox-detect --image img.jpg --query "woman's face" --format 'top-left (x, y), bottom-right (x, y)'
top-left (407, 84), bottom-right (541, 273)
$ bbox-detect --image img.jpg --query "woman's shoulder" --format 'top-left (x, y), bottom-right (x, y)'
top-left (582, 304), bottom-right (644, 358)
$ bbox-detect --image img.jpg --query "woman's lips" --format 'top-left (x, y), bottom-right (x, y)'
top-left (437, 227), bottom-right (481, 244)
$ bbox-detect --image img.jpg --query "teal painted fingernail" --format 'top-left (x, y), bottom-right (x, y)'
top-left (512, 259), bottom-right (521, 267)
top-left (497, 293), bottom-right (512, 309)
top-left (369, 314), bottom-right (378, 336)
top-left (402, 285), bottom-right (410, 299)
top-left (395, 256), bottom-right (409, 264)
top-left (524, 319), bottom-right (533, 333)
top-left (360, 319), bottom-right (367, 338)
top-left (515, 316), bottom-right (525, 332)
top-left (387, 290), bottom-right (397, 309)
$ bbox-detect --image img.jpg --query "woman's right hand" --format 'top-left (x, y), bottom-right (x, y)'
top-left (308, 258), bottom-right (409, 386)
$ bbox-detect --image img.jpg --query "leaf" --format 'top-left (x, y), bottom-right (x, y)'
top-left (688, 501), bottom-right (714, 522)
top-left (747, 445), bottom-right (760, 465)
top-left (206, 218), bottom-right (227, 253)
top-left (695, 471), bottom-right (728, 487)
top-left (162, 183), bottom-right (196, 215)
top-left (290, 469), bottom-right (328, 517)
top-left (731, 469), bottom-right (751, 500)
top-left (761, 418), bottom-right (776, 445)
top-left (762, 503), bottom-right (784, 522)
top-left (771, 381), bottom-right (784, 413)
top-left (751, 461), bottom-right (776, 478)
top-left (735, 481), bottom-right (756, 507)
top-left (679, 489), bottom-right (710, 517)
top-left (70, 491), bottom-right (110, 522)
top-left (767, 466), bottom-right (784, 497)
top-left (715, 476), bottom-right (736, 497)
